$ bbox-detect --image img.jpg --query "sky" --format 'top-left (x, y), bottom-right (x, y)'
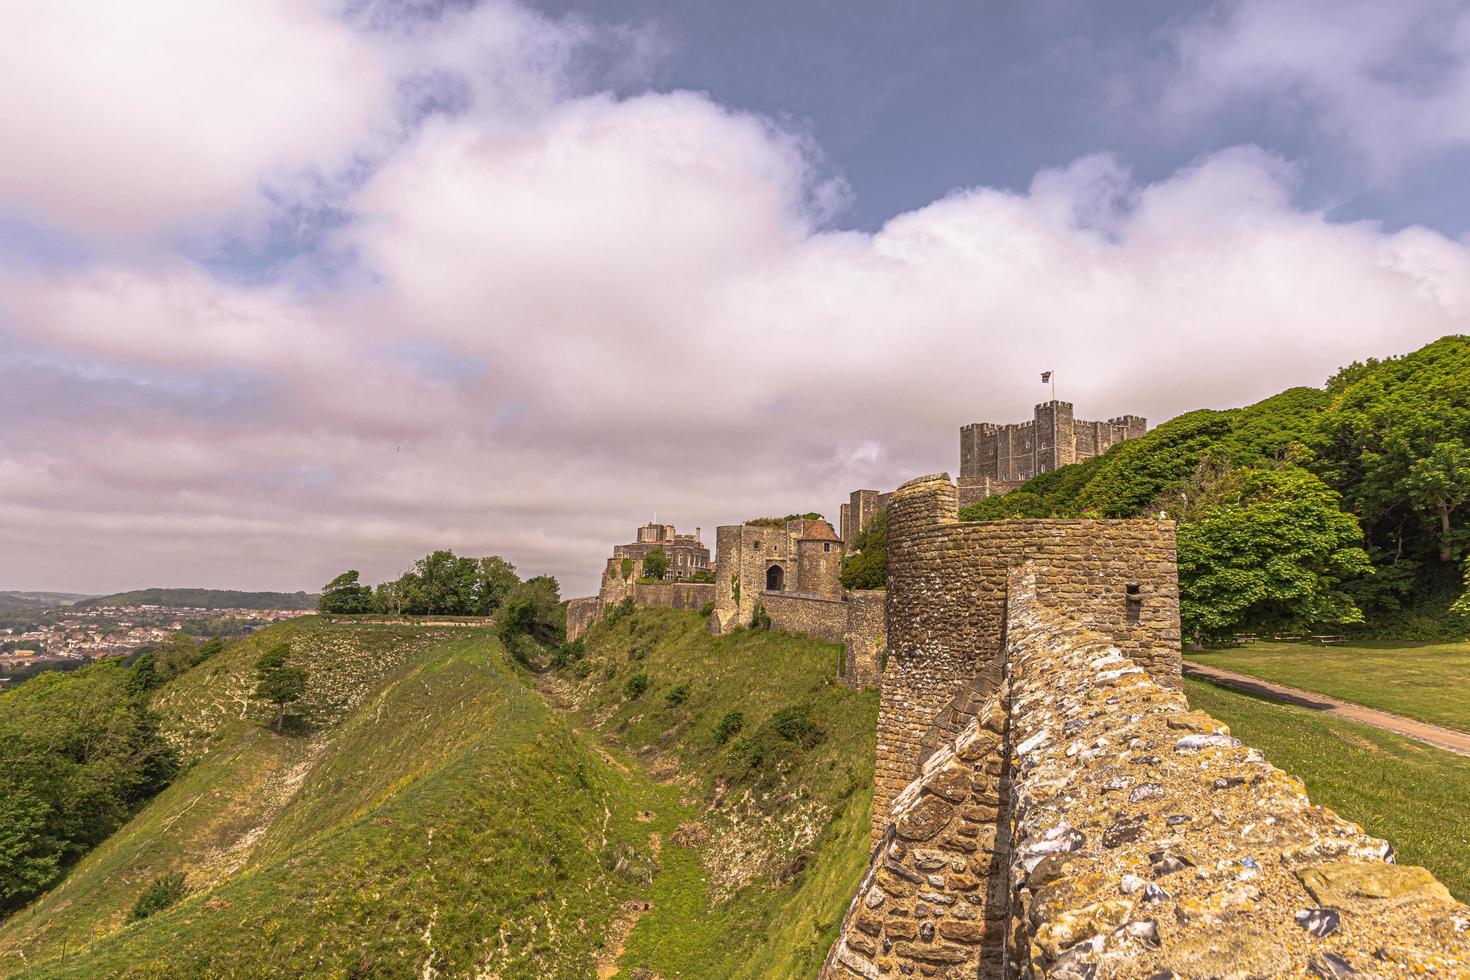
top-left (3, 0), bottom-right (1470, 598)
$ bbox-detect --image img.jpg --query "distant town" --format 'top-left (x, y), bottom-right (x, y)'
top-left (0, 604), bottom-right (314, 686)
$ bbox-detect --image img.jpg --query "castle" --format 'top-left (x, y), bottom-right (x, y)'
top-left (958, 400), bottom-right (1145, 504)
top-left (611, 522), bottom-right (710, 580)
top-left (566, 465), bottom-right (1468, 975)
top-left (840, 400), bottom-right (1147, 552)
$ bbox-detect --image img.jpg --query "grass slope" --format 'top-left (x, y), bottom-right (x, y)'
top-left (1187, 639), bottom-right (1470, 732)
top-left (0, 620), bottom-right (665, 978)
top-left (1186, 677), bottom-right (1470, 901)
top-left (550, 608), bottom-right (879, 979)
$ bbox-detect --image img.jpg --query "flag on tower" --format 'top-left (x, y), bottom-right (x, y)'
top-left (1040, 371), bottom-right (1052, 383)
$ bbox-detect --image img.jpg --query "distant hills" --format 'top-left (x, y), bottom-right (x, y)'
top-left (74, 588), bottom-right (318, 611)
top-left (0, 591), bottom-right (92, 614)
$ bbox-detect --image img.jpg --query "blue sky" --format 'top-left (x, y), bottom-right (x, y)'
top-left (530, 0), bottom-right (1470, 234)
top-left (2, 0), bottom-right (1468, 595)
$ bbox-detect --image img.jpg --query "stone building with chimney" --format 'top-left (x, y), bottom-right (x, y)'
top-left (611, 522), bottom-right (710, 580)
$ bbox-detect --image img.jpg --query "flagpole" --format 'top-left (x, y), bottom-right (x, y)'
top-left (1051, 372), bottom-right (1056, 402)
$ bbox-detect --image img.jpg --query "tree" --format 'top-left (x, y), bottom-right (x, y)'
top-left (0, 662), bottom-right (177, 913)
top-left (1404, 443), bottom-right (1470, 562)
top-left (253, 644), bottom-right (308, 733)
top-left (642, 547), bottom-right (670, 580)
top-left (373, 578), bottom-right (408, 616)
top-left (1177, 467), bottom-right (1372, 642)
top-left (497, 576), bottom-right (565, 648)
top-left (474, 556), bottom-right (519, 614)
top-left (840, 509), bottom-right (887, 590)
top-left (1317, 336), bottom-right (1470, 573)
top-left (318, 570), bottom-right (375, 614)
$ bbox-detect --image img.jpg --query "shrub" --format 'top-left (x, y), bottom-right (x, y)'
top-left (130, 872), bottom-right (188, 921)
top-left (551, 637), bottom-right (585, 670)
top-left (698, 601), bottom-right (715, 618)
top-left (714, 710), bottom-right (744, 744)
top-left (508, 633), bottom-right (540, 667)
top-left (749, 603), bottom-right (771, 631)
top-left (771, 704), bottom-right (822, 745)
top-left (879, 648), bottom-right (889, 672)
top-left (620, 558), bottom-right (633, 580)
top-left (690, 570), bottom-right (714, 583)
top-left (605, 595), bottom-right (636, 626)
top-left (623, 673), bottom-right (650, 700)
top-left (665, 684), bottom-right (690, 707)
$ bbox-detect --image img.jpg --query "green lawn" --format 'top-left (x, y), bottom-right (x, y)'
top-left (1186, 677), bottom-right (1470, 902)
top-left (1186, 638), bottom-right (1470, 732)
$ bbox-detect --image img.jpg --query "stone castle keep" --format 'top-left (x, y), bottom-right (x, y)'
top-left (958, 401), bottom-right (1146, 504)
top-left (566, 410), bottom-right (1468, 977)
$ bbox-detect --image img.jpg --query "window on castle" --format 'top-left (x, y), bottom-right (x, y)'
top-left (823, 542), bottom-right (830, 552)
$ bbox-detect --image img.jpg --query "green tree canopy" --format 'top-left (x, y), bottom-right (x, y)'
top-left (253, 644), bottom-right (308, 733)
top-left (318, 570), bottom-right (375, 614)
top-left (840, 508), bottom-right (887, 590)
top-left (641, 547), bottom-right (670, 580)
top-left (0, 662), bottom-right (177, 913)
top-left (1177, 467), bottom-right (1372, 642)
top-left (497, 576), bottom-right (565, 648)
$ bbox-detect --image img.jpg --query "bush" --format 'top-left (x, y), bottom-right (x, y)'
top-left (698, 601), bottom-right (715, 618)
top-left (130, 872), bottom-right (188, 921)
top-left (750, 603), bottom-right (771, 630)
top-left (690, 570), bottom-right (715, 583)
top-left (508, 634), bottom-right (540, 667)
top-left (620, 558), bottom-right (633, 580)
top-left (725, 704), bottom-right (826, 784)
top-left (604, 596), bottom-right (636, 626)
top-left (714, 710), bottom-right (744, 744)
top-left (771, 704), bottom-right (822, 745)
top-left (551, 637), bottom-right (585, 670)
top-left (623, 673), bottom-right (650, 699)
top-left (665, 684), bottom-right (690, 707)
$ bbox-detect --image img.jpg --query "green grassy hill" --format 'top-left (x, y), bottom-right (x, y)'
top-left (74, 589), bottom-right (317, 611)
top-left (0, 610), bottom-right (877, 979)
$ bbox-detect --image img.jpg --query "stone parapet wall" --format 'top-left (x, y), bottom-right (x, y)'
top-left (877, 473), bottom-right (1180, 842)
top-left (761, 591), bottom-right (848, 643)
top-left (825, 565), bottom-right (1470, 978)
top-left (1001, 567), bottom-right (1468, 977)
top-left (843, 590), bottom-right (888, 690)
top-left (821, 690), bottom-right (1013, 980)
top-left (632, 580), bottom-right (714, 612)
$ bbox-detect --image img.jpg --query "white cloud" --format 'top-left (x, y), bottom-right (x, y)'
top-left (2, 2), bottom-right (1468, 597)
top-left (1161, 0), bottom-right (1470, 177)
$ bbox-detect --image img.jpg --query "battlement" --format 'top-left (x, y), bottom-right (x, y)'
top-left (959, 400), bottom-right (1147, 504)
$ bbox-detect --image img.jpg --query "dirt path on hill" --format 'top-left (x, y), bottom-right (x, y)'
top-left (1183, 661), bottom-right (1470, 759)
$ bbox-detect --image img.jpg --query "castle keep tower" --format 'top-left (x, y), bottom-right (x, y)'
top-left (958, 400), bottom-right (1145, 506)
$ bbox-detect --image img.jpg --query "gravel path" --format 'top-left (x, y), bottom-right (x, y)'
top-left (1183, 660), bottom-right (1470, 760)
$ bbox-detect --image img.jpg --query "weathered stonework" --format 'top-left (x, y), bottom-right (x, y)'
top-left (959, 401), bottom-right (1146, 505)
top-left (824, 559), bottom-right (1470, 978)
top-left (877, 473), bottom-right (1180, 841)
top-left (843, 589), bottom-right (888, 690)
top-left (999, 567), bottom-right (1468, 977)
top-left (712, 519), bottom-right (844, 634)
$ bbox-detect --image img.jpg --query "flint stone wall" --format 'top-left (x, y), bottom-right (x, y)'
top-left (633, 580), bottom-right (714, 612)
top-left (822, 566), bottom-right (1470, 978)
top-left (877, 474), bottom-right (1180, 841)
top-left (1002, 567), bottom-right (1468, 977)
top-left (843, 589), bottom-right (888, 690)
top-left (762, 591), bottom-right (848, 644)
